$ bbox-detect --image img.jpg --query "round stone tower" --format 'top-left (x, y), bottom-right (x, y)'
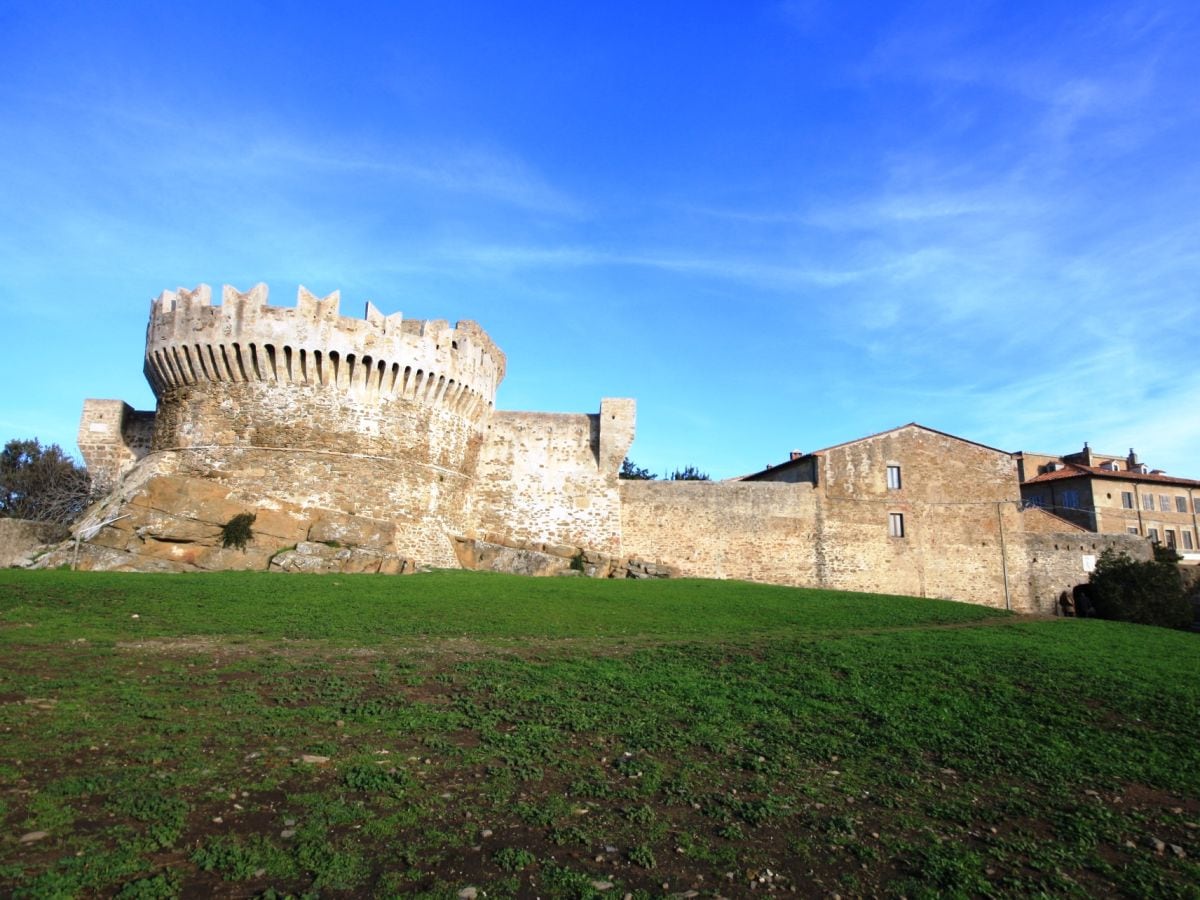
top-left (141, 283), bottom-right (506, 564)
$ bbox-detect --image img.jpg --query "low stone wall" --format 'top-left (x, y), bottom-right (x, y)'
top-left (1017, 532), bottom-right (1153, 615)
top-left (0, 519), bottom-right (67, 568)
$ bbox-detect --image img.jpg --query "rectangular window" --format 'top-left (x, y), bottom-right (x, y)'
top-left (1176, 496), bottom-right (1188, 513)
top-left (1121, 491), bottom-right (1134, 509)
top-left (1143, 494), bottom-right (1155, 511)
top-left (888, 512), bottom-right (905, 538)
top-left (1159, 494), bottom-right (1170, 512)
top-left (1166, 529), bottom-right (1177, 549)
top-left (1025, 495), bottom-right (1045, 508)
top-left (1127, 526), bottom-right (1140, 535)
top-left (1184, 531), bottom-right (1195, 551)
top-left (1060, 489), bottom-right (1080, 509)
top-left (1195, 498), bottom-right (1200, 514)
top-left (886, 465), bottom-right (902, 490)
top-left (1149, 527), bottom-right (1160, 543)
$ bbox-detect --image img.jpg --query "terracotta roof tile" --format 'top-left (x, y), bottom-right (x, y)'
top-left (1024, 463), bottom-right (1200, 488)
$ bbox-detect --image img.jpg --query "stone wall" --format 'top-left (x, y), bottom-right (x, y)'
top-left (619, 480), bottom-right (1019, 606)
top-left (619, 426), bottom-right (1154, 612)
top-left (1019, 506), bottom-right (1087, 534)
top-left (68, 284), bottom-right (1165, 606)
top-left (619, 480), bottom-right (821, 584)
top-left (1019, 532), bottom-right (1153, 614)
top-left (471, 399), bottom-right (633, 555)
top-left (78, 400), bottom-right (155, 488)
top-left (0, 519), bottom-right (66, 568)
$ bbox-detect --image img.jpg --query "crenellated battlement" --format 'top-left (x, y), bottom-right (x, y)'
top-left (73, 283), bottom-right (644, 576)
top-left (144, 284), bottom-right (506, 420)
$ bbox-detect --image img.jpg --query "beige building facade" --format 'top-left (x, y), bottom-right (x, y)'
top-left (1018, 445), bottom-right (1200, 562)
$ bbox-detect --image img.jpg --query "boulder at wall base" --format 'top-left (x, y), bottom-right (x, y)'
top-left (0, 519), bottom-right (68, 568)
top-left (76, 474), bottom-right (308, 553)
top-left (307, 514), bottom-right (396, 551)
top-left (38, 470), bottom-right (422, 573)
top-left (452, 536), bottom-right (574, 577)
top-left (451, 536), bottom-right (678, 580)
top-left (52, 543), bottom-right (191, 573)
top-left (269, 541), bottom-right (417, 575)
top-left (624, 558), bottom-right (676, 579)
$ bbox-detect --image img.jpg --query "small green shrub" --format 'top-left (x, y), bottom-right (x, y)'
top-left (220, 513), bottom-right (256, 551)
top-left (540, 863), bottom-right (602, 896)
top-left (340, 763), bottom-right (411, 797)
top-left (494, 847), bottom-right (536, 871)
top-left (1089, 548), bottom-right (1190, 629)
top-left (114, 870), bottom-right (181, 899)
top-left (106, 792), bottom-right (188, 849)
top-left (628, 843), bottom-right (657, 868)
top-left (191, 835), bottom-right (294, 880)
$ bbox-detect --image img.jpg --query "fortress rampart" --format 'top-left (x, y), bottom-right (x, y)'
top-left (86, 284), bottom-right (514, 565)
top-left (144, 284), bottom-right (505, 464)
top-left (74, 284), bottom-right (634, 571)
top-left (63, 284), bottom-right (1149, 614)
top-left (144, 284), bottom-right (504, 422)
top-left (470, 400), bottom-right (635, 555)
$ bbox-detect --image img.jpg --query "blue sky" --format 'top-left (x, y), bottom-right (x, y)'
top-left (2, 1), bottom-right (1198, 479)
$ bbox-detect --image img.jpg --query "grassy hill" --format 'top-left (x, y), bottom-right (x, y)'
top-left (1, 570), bottom-right (1197, 898)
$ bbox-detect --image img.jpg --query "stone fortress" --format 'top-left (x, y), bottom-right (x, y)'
top-left (63, 284), bottom-right (1147, 613)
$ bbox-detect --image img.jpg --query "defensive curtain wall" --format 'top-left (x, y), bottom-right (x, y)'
top-left (61, 285), bottom-right (1146, 612)
top-left (619, 426), bottom-right (1148, 613)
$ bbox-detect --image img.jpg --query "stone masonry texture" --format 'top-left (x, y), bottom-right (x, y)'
top-left (57, 285), bottom-right (1151, 612)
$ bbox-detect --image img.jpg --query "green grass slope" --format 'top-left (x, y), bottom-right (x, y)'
top-left (0, 569), bottom-right (1002, 643)
top-left (0, 569), bottom-right (1197, 898)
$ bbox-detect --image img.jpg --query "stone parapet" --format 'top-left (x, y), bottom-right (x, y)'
top-left (144, 284), bottom-right (506, 423)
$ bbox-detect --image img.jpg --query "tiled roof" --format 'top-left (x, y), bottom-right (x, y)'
top-left (1024, 463), bottom-right (1200, 488)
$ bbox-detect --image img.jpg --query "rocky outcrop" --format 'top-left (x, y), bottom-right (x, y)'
top-left (36, 471), bottom-right (418, 575)
top-left (0, 520), bottom-right (68, 568)
top-left (269, 542), bottom-right (417, 575)
top-left (451, 535), bottom-right (677, 580)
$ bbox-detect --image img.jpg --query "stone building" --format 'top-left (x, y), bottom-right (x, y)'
top-left (57, 284), bottom-right (1148, 613)
top-left (620, 424), bottom-right (1143, 611)
top-left (1018, 445), bottom-right (1200, 561)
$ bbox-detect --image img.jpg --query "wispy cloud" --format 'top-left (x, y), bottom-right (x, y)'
top-left (968, 356), bottom-right (1200, 470)
top-left (232, 138), bottom-right (583, 216)
top-left (2, 2), bottom-right (1198, 481)
top-left (4, 88), bottom-right (581, 217)
top-left (426, 242), bottom-right (871, 289)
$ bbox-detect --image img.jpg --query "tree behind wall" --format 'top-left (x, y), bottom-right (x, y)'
top-left (0, 438), bottom-right (96, 524)
top-left (619, 457), bottom-right (657, 480)
top-left (668, 466), bottom-right (711, 481)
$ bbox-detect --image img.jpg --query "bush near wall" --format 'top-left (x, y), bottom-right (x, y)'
top-left (1088, 546), bottom-right (1191, 629)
